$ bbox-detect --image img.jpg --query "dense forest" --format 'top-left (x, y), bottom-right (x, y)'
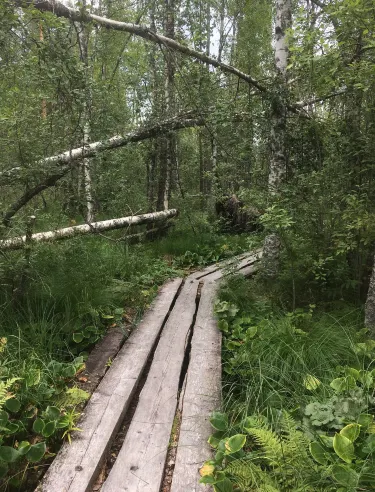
top-left (1, 0), bottom-right (375, 490)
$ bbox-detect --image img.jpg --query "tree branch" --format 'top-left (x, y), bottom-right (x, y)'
top-left (16, 0), bottom-right (267, 93)
top-left (2, 114), bottom-right (204, 225)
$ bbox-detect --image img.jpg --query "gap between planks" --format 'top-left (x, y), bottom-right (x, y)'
top-left (36, 278), bottom-right (183, 492)
top-left (101, 279), bottom-right (201, 492)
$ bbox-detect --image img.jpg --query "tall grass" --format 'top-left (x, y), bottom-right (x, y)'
top-left (218, 275), bottom-right (364, 419)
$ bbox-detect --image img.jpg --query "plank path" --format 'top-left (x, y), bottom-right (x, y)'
top-left (37, 249), bottom-right (262, 492)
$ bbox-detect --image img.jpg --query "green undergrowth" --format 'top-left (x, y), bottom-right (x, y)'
top-left (0, 218), bottom-right (257, 490)
top-left (201, 275), bottom-right (375, 491)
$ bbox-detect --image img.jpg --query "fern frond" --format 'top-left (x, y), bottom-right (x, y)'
top-left (246, 427), bottom-right (285, 466)
top-left (0, 378), bottom-right (21, 410)
top-left (226, 458), bottom-right (280, 491)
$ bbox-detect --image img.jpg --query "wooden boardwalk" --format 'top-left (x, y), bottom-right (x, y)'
top-left (37, 250), bottom-right (262, 492)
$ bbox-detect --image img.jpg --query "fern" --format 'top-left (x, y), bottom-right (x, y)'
top-left (0, 378), bottom-right (20, 411)
top-left (226, 459), bottom-right (280, 491)
top-left (228, 413), bottom-right (321, 491)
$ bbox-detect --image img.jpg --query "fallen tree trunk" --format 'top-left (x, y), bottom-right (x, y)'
top-left (16, 0), bottom-right (266, 92)
top-left (124, 222), bottom-right (174, 244)
top-left (2, 114), bottom-right (202, 225)
top-left (0, 210), bottom-right (177, 250)
top-left (22, 114), bottom-right (203, 170)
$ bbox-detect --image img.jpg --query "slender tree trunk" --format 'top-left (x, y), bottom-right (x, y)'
top-left (157, 0), bottom-right (176, 211)
top-left (77, 3), bottom-right (94, 222)
top-left (262, 0), bottom-right (291, 279)
top-left (39, 23), bottom-right (47, 119)
top-left (365, 259), bottom-right (375, 336)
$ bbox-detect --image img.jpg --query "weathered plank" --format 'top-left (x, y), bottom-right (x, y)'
top-left (37, 278), bottom-right (182, 492)
top-left (170, 279), bottom-right (221, 492)
top-left (102, 279), bottom-right (200, 492)
top-left (190, 252), bottom-right (250, 280)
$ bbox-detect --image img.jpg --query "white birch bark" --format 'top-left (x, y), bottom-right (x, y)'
top-left (262, 0), bottom-right (291, 280)
top-left (365, 258), bottom-right (375, 336)
top-left (0, 210), bottom-right (178, 250)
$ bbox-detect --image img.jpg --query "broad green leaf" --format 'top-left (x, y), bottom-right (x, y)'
top-left (340, 423), bottom-right (361, 442)
top-left (42, 421), bottom-right (56, 438)
top-left (6, 423), bottom-right (19, 434)
top-left (33, 417), bottom-right (45, 434)
top-left (215, 450), bottom-right (225, 462)
top-left (319, 435), bottom-right (334, 448)
top-left (5, 398), bottom-right (20, 413)
top-left (304, 375), bottom-right (321, 391)
top-left (26, 442), bottom-right (46, 463)
top-left (214, 478), bottom-right (233, 492)
top-left (0, 411), bottom-right (8, 426)
top-left (359, 370), bottom-right (373, 387)
top-left (218, 320), bottom-right (229, 333)
top-left (330, 376), bottom-right (356, 393)
top-left (210, 412), bottom-right (228, 432)
top-left (344, 367), bottom-right (360, 380)
top-left (310, 441), bottom-right (330, 465)
top-left (226, 341), bottom-right (241, 350)
top-left (358, 414), bottom-right (373, 427)
top-left (18, 441), bottom-right (31, 456)
top-left (56, 416), bottom-right (70, 429)
top-left (200, 475), bottom-right (216, 484)
top-left (225, 434), bottom-right (246, 454)
top-left (44, 406), bottom-right (60, 421)
top-left (330, 377), bottom-right (346, 392)
top-left (73, 333), bottom-right (84, 343)
top-left (332, 464), bottom-right (359, 487)
top-left (208, 431), bottom-right (225, 449)
top-left (246, 326), bottom-right (257, 339)
top-left (0, 446), bottom-right (20, 463)
top-left (333, 433), bottom-right (355, 463)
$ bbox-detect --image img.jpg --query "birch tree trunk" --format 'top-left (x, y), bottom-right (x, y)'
top-left (77, 3), bottom-right (94, 223)
top-left (0, 210), bottom-right (178, 251)
top-left (262, 0), bottom-right (291, 279)
top-left (157, 0), bottom-right (176, 211)
top-left (365, 259), bottom-right (375, 336)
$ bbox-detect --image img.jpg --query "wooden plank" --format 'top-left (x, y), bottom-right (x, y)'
top-left (190, 252), bottom-right (250, 280)
top-left (171, 279), bottom-right (221, 492)
top-left (205, 249), bottom-right (263, 282)
top-left (37, 278), bottom-right (183, 492)
top-left (102, 279), bottom-right (200, 492)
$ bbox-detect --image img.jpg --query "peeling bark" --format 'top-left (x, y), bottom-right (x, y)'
top-left (0, 210), bottom-right (178, 250)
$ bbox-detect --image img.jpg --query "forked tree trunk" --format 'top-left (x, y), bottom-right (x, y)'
top-left (262, 0), bottom-right (291, 279)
